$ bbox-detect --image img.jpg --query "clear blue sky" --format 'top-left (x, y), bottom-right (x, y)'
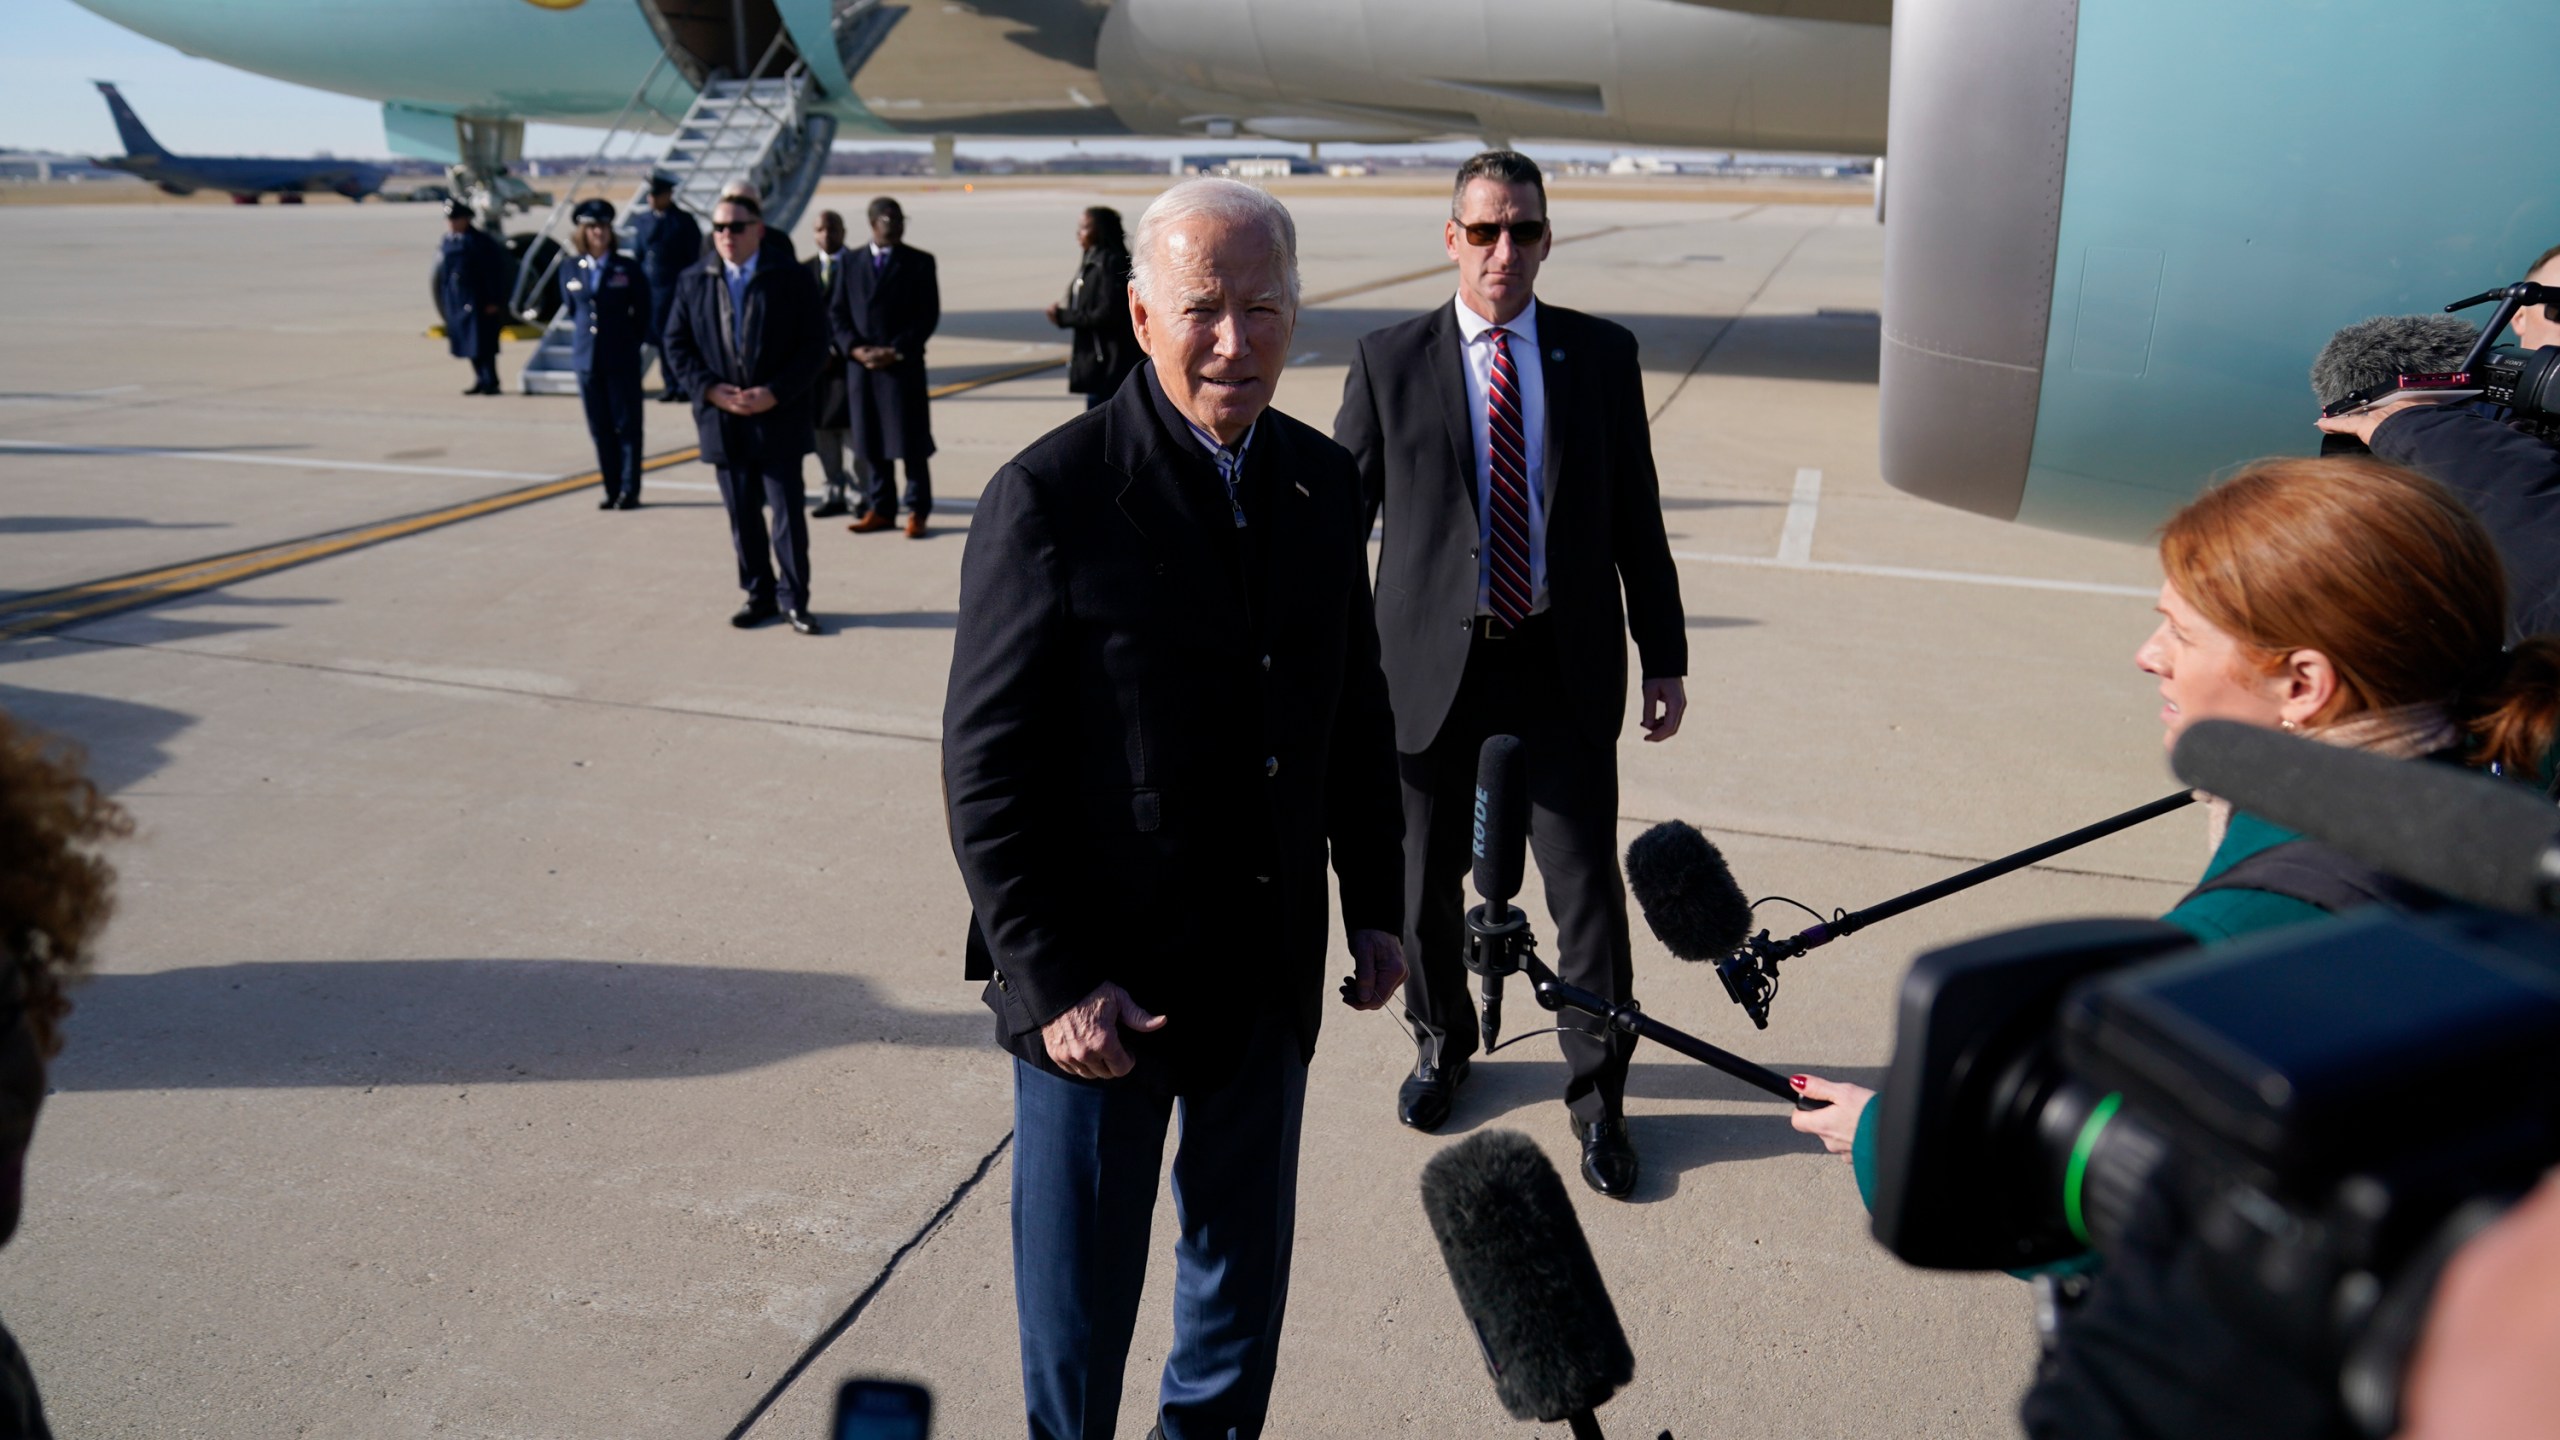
top-left (0, 0), bottom-right (1723, 166)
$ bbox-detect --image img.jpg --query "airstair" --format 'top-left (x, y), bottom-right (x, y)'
top-left (513, 32), bottom-right (838, 396)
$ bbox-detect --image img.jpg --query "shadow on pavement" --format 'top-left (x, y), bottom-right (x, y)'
top-left (1419, 1054), bottom-right (1889, 1198)
top-left (0, 682), bottom-right (197, 794)
top-left (54, 957), bottom-right (988, 1091)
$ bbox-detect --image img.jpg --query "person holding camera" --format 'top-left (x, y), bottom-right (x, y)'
top-left (2314, 247), bottom-right (2560, 639)
top-left (1792, 455), bottom-right (2560, 1198)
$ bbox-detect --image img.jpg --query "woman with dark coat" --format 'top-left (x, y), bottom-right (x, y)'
top-left (1045, 205), bottom-right (1139, 408)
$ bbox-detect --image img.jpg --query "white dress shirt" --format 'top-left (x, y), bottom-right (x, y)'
top-left (1454, 293), bottom-right (1550, 615)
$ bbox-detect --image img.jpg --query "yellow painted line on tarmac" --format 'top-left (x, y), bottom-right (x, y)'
top-left (0, 358), bottom-right (1079, 642)
top-left (0, 449), bottom-right (700, 641)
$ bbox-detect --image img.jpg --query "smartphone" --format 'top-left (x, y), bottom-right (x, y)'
top-left (832, 1378), bottom-right (931, 1440)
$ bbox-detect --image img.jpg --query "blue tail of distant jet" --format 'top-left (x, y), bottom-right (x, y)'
top-left (94, 81), bottom-right (168, 158)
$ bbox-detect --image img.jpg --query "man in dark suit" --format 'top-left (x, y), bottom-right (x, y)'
top-left (804, 209), bottom-right (869, 519)
top-left (830, 196), bottom-right (940, 538)
top-left (1334, 150), bottom-right (1688, 1198)
top-left (660, 195), bottom-right (827, 636)
top-left (627, 174), bottom-right (699, 404)
top-left (946, 179), bottom-right (1405, 1440)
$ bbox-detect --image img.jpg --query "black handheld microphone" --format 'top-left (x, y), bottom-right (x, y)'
top-left (2170, 719), bottom-right (2560, 917)
top-left (1421, 1129), bottom-right (1634, 1437)
top-left (1471, 735), bottom-right (1529, 1048)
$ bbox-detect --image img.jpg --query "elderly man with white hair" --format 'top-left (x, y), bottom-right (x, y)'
top-left (944, 178), bottom-right (1406, 1440)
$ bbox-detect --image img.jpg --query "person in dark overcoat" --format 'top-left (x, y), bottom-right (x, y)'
top-left (830, 196), bottom-right (940, 537)
top-left (433, 199), bottom-right (511, 395)
top-left (944, 179), bottom-right (1404, 1440)
top-left (659, 195), bottom-right (828, 636)
top-left (804, 209), bottom-right (865, 518)
top-left (627, 174), bottom-right (700, 403)
top-left (558, 198), bottom-right (652, 509)
top-left (1046, 205), bottom-right (1140, 409)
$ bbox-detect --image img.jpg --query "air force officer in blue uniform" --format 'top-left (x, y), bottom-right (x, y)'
top-left (560, 198), bottom-right (652, 509)
top-left (434, 199), bottom-right (511, 396)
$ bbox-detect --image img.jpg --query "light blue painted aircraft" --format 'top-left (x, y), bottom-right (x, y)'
top-left (91, 81), bottom-right (389, 202)
top-left (63, 0), bottom-right (2560, 539)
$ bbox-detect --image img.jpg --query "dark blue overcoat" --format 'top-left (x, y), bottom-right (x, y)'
top-left (659, 254), bottom-right (826, 468)
top-left (827, 244), bottom-right (940, 462)
top-left (434, 227), bottom-right (511, 358)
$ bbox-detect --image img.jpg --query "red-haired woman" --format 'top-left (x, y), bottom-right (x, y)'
top-left (1793, 454), bottom-right (2560, 1177)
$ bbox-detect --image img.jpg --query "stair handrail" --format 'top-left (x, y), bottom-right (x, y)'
top-left (667, 27), bottom-right (798, 210)
top-left (509, 49), bottom-right (687, 317)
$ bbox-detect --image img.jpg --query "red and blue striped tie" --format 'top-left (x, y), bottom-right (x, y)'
top-left (1485, 328), bottom-right (1534, 628)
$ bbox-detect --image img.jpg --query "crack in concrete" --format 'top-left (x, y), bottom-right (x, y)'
top-left (720, 1132), bottom-right (1013, 1440)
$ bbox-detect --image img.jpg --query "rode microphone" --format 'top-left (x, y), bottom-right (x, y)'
top-left (1421, 1129), bottom-right (1635, 1438)
top-left (2170, 720), bottom-right (2560, 917)
top-left (1470, 735), bottom-right (1529, 1047)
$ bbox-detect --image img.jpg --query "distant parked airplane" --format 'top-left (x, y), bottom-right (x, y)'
top-left (91, 81), bottom-right (389, 203)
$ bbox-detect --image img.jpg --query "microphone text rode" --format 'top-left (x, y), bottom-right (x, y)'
top-left (1468, 735), bottom-right (1530, 1047)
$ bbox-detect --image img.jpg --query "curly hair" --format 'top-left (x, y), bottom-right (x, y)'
top-left (0, 713), bottom-right (131, 1058)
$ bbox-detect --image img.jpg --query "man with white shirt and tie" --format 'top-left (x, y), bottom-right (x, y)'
top-left (1334, 150), bottom-right (1689, 1197)
top-left (661, 194), bottom-right (828, 635)
top-left (829, 195), bottom-right (941, 537)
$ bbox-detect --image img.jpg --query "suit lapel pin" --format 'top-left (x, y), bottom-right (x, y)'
top-left (1293, 480), bottom-right (1311, 497)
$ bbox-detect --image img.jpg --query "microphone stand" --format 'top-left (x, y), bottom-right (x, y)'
top-left (1717, 789), bottom-right (2195, 1028)
top-left (1467, 899), bottom-right (1815, 1109)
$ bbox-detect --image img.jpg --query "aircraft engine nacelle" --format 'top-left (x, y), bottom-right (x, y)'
top-left (1882, 0), bottom-right (2560, 539)
top-left (1096, 0), bottom-right (1889, 151)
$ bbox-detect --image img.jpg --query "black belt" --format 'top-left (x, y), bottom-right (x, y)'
top-left (1469, 611), bottom-right (1551, 641)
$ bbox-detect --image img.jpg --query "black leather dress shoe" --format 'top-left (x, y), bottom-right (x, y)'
top-left (596, 494), bottom-right (619, 510)
top-left (1574, 1116), bottom-right (1640, 1199)
top-left (614, 493), bottom-right (641, 510)
top-left (785, 608), bottom-right (822, 635)
top-left (1396, 1055), bottom-right (1470, 1132)
top-left (730, 600), bottom-right (779, 629)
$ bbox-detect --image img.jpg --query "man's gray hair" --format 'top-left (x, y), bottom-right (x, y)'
top-left (1129, 178), bottom-right (1299, 309)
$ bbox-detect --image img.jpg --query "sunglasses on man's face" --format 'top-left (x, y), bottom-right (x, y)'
top-left (710, 220), bottom-right (761, 235)
top-left (1459, 219), bottom-right (1547, 248)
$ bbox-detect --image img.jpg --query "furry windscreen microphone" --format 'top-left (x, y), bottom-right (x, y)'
top-left (1625, 820), bottom-right (1754, 961)
top-left (2311, 313), bottom-right (2480, 407)
top-left (1420, 1130), bottom-right (1635, 1424)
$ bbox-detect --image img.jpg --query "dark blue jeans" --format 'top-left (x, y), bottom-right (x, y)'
top-left (1011, 1020), bottom-right (1307, 1440)
top-left (578, 365), bottom-right (644, 500)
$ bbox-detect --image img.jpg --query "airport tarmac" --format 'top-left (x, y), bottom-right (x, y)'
top-left (1, 186), bottom-right (2185, 1439)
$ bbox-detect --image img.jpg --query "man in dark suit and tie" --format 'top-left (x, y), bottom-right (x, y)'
top-left (946, 178), bottom-right (1405, 1440)
top-left (661, 194), bottom-right (828, 636)
top-left (830, 195), bottom-right (940, 538)
top-left (1334, 150), bottom-right (1688, 1198)
top-left (803, 209), bottom-right (870, 519)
